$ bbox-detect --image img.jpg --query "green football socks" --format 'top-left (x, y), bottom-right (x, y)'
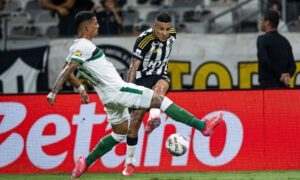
top-left (86, 134), bottom-right (119, 167)
top-left (164, 103), bottom-right (206, 130)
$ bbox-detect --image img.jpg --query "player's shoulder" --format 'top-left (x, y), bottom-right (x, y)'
top-left (70, 39), bottom-right (96, 58)
top-left (170, 27), bottom-right (176, 38)
top-left (136, 28), bottom-right (155, 50)
top-left (138, 28), bottom-right (154, 38)
top-left (73, 38), bottom-right (95, 51)
top-left (257, 33), bottom-right (266, 42)
top-left (115, 8), bottom-right (121, 13)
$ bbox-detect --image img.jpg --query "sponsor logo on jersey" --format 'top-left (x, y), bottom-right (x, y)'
top-left (75, 50), bottom-right (82, 56)
top-left (133, 49), bottom-right (143, 58)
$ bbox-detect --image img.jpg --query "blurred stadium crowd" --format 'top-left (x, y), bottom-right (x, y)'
top-left (0, 0), bottom-right (300, 40)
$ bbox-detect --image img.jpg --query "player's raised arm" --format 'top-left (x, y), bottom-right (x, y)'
top-left (47, 60), bottom-right (80, 105)
top-left (127, 57), bottom-right (141, 83)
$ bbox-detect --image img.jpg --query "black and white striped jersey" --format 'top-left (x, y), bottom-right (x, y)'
top-left (132, 28), bottom-right (176, 79)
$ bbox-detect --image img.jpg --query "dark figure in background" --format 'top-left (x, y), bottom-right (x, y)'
top-left (42, 0), bottom-right (96, 37)
top-left (257, 10), bottom-right (296, 88)
top-left (269, 2), bottom-right (288, 32)
top-left (96, 0), bottom-right (123, 35)
top-left (286, 0), bottom-right (300, 23)
top-left (0, 0), bottom-right (4, 10)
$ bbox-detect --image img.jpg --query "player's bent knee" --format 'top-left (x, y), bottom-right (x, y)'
top-left (111, 132), bottom-right (126, 142)
top-left (150, 93), bottom-right (164, 108)
top-left (153, 80), bottom-right (169, 93)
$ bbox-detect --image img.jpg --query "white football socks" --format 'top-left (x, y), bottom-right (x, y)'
top-left (160, 97), bottom-right (173, 112)
top-left (126, 145), bottom-right (137, 165)
top-left (148, 108), bottom-right (161, 120)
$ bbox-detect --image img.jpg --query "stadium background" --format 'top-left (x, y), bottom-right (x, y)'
top-left (1, 0), bottom-right (300, 176)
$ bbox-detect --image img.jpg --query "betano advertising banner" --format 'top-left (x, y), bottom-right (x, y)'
top-left (1, 90), bottom-right (300, 174)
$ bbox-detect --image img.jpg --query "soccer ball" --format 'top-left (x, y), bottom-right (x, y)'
top-left (165, 133), bottom-right (189, 156)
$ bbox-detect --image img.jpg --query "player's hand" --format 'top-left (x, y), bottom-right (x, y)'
top-left (280, 73), bottom-right (290, 87)
top-left (47, 92), bottom-right (57, 106)
top-left (280, 73), bottom-right (289, 81)
top-left (283, 76), bottom-right (291, 87)
top-left (80, 90), bottom-right (89, 104)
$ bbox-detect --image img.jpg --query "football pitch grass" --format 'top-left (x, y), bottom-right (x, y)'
top-left (1, 170), bottom-right (300, 180)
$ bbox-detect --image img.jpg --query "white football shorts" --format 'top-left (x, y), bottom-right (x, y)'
top-left (95, 83), bottom-right (154, 125)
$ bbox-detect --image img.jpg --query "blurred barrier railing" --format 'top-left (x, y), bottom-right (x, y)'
top-left (204, 0), bottom-right (263, 33)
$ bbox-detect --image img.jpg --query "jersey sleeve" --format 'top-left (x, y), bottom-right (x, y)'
top-left (132, 35), bottom-right (152, 61)
top-left (170, 27), bottom-right (176, 39)
top-left (70, 43), bottom-right (93, 64)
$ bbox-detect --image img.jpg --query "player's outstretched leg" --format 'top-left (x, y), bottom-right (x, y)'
top-left (160, 97), bottom-right (223, 136)
top-left (71, 155), bottom-right (87, 178)
top-left (71, 133), bottom-right (122, 178)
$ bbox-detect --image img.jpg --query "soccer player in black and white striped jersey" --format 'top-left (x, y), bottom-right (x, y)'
top-left (123, 13), bottom-right (176, 176)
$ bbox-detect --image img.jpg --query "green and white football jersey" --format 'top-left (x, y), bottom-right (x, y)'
top-left (66, 38), bottom-right (126, 103)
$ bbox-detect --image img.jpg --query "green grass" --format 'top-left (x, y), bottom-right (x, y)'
top-left (1, 170), bottom-right (300, 180)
